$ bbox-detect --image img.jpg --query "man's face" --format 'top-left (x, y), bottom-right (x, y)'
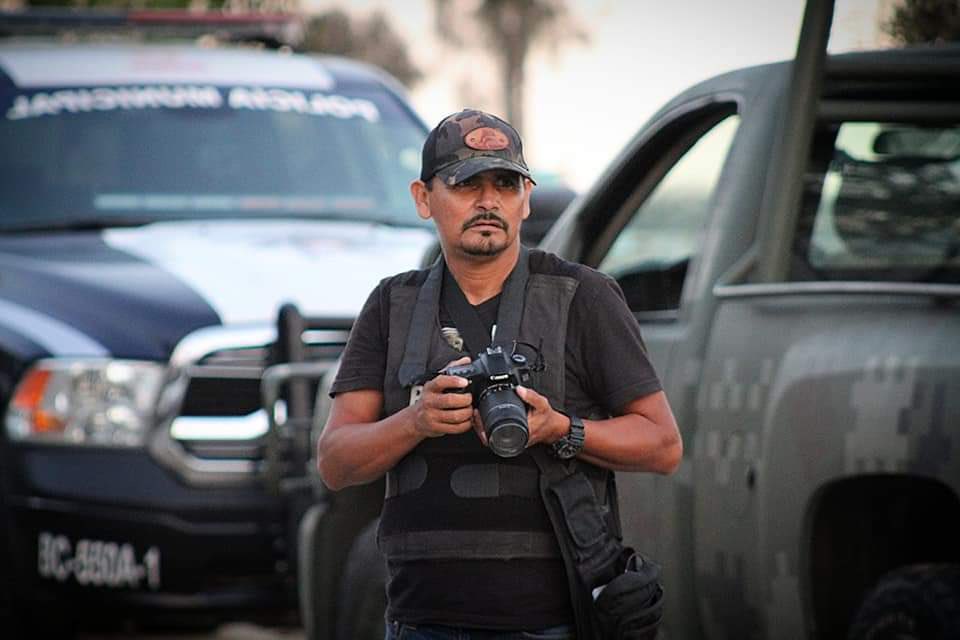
top-left (411, 169), bottom-right (532, 260)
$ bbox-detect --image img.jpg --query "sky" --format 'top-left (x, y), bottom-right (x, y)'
top-left (305, 0), bottom-right (896, 191)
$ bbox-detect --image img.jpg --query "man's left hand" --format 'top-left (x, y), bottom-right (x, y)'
top-left (515, 386), bottom-right (568, 447)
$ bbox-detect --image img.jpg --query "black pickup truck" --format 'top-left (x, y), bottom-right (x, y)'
top-left (266, 3), bottom-right (960, 640)
top-left (0, 33), bottom-right (435, 635)
top-left (0, 20), bottom-right (574, 635)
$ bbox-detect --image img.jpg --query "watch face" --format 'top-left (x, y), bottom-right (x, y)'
top-left (551, 415), bottom-right (585, 459)
top-left (553, 441), bottom-right (578, 459)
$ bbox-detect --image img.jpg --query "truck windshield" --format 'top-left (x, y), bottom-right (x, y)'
top-left (0, 84), bottom-right (427, 231)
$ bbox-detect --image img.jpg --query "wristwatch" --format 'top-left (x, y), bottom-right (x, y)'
top-left (550, 413), bottom-right (585, 459)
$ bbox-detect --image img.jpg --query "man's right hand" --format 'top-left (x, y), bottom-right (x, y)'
top-left (412, 357), bottom-right (475, 438)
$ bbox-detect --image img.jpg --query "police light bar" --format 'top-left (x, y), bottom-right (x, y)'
top-left (0, 8), bottom-right (304, 48)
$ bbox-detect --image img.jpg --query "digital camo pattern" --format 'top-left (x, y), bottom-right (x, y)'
top-left (694, 351), bottom-right (769, 640)
top-left (846, 355), bottom-right (952, 475)
top-left (692, 298), bottom-right (959, 640)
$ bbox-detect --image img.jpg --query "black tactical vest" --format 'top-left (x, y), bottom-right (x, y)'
top-left (377, 248), bottom-right (616, 564)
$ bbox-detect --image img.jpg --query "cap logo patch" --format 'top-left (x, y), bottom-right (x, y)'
top-left (464, 127), bottom-right (509, 151)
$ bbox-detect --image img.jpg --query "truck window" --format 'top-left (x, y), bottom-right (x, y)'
top-left (598, 114), bottom-right (740, 314)
top-left (792, 122), bottom-right (960, 283)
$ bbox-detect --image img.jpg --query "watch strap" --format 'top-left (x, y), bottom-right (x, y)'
top-left (551, 412), bottom-right (585, 459)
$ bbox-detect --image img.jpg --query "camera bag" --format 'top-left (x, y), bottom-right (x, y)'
top-left (529, 447), bottom-right (664, 640)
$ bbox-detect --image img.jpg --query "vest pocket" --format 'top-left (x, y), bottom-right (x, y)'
top-left (548, 472), bottom-right (607, 549)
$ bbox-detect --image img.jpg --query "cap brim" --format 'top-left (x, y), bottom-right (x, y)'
top-left (435, 156), bottom-right (535, 186)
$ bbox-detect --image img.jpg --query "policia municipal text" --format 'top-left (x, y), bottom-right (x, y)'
top-left (317, 109), bottom-right (682, 639)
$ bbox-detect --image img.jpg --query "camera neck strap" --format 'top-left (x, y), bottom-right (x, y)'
top-left (443, 244), bottom-right (529, 358)
top-left (398, 245), bottom-right (529, 387)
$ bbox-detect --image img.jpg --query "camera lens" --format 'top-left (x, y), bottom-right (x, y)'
top-left (488, 422), bottom-right (528, 458)
top-left (478, 388), bottom-right (528, 458)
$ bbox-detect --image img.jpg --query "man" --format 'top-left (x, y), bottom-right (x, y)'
top-left (317, 109), bottom-right (681, 639)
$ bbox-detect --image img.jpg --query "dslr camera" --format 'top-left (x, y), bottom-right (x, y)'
top-left (441, 345), bottom-right (534, 458)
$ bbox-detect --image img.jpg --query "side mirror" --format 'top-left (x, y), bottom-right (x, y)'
top-left (612, 258), bottom-right (689, 314)
top-left (524, 184), bottom-right (577, 246)
top-left (871, 130), bottom-right (899, 155)
top-left (872, 127), bottom-right (960, 159)
top-left (419, 239), bottom-right (442, 268)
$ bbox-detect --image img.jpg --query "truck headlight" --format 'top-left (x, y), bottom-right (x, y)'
top-left (5, 359), bottom-right (165, 447)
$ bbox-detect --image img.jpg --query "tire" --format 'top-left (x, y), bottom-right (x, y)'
top-left (0, 572), bottom-right (12, 635)
top-left (847, 563), bottom-right (960, 640)
top-left (298, 504), bottom-right (331, 640)
top-left (12, 602), bottom-right (78, 639)
top-left (335, 518), bottom-right (387, 640)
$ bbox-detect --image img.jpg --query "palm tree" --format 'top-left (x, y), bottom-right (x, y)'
top-left (884, 0), bottom-right (960, 45)
top-left (434, 0), bottom-right (585, 133)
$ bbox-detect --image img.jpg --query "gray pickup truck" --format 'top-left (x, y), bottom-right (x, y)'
top-left (266, 3), bottom-right (960, 639)
top-left (538, 5), bottom-right (960, 639)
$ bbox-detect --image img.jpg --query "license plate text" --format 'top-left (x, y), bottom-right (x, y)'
top-left (37, 531), bottom-right (161, 590)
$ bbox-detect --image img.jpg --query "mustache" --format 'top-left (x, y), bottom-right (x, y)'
top-left (462, 211), bottom-right (508, 232)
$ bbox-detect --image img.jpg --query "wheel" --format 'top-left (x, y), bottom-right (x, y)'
top-left (0, 570), bottom-right (12, 634)
top-left (847, 563), bottom-right (960, 640)
top-left (298, 503), bottom-right (332, 640)
top-left (298, 483), bottom-right (384, 640)
top-left (12, 601), bottom-right (78, 639)
top-left (335, 518), bottom-right (387, 640)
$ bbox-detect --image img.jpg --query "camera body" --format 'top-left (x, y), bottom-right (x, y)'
top-left (441, 345), bottom-right (533, 457)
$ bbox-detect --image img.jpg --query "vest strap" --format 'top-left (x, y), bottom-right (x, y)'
top-left (529, 447), bottom-right (623, 589)
top-left (380, 530), bottom-right (560, 560)
top-left (386, 462), bottom-right (541, 499)
top-left (450, 464), bottom-right (539, 498)
top-left (384, 454), bottom-right (428, 499)
top-left (398, 257), bottom-right (444, 387)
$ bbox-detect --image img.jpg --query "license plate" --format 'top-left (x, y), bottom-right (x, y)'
top-left (37, 531), bottom-right (161, 590)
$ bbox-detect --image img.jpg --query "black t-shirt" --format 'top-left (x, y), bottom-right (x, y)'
top-left (333, 253), bottom-right (662, 415)
top-left (330, 251), bottom-right (662, 629)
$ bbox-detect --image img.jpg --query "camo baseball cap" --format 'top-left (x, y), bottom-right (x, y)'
top-left (420, 108), bottom-right (535, 186)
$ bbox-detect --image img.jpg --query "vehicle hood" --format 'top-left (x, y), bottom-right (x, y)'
top-left (0, 219), bottom-right (435, 360)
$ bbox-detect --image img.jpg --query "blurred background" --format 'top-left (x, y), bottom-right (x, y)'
top-left (297, 0), bottom-right (903, 191)
top-left (0, 0), bottom-right (928, 191)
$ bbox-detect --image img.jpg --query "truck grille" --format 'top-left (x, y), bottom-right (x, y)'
top-left (151, 323), bottom-right (350, 486)
top-left (181, 346), bottom-right (270, 417)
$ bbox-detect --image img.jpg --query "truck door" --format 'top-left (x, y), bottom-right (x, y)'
top-left (590, 109), bottom-right (740, 370)
top-left (574, 104), bottom-right (740, 389)
top-left (548, 99), bottom-right (742, 639)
